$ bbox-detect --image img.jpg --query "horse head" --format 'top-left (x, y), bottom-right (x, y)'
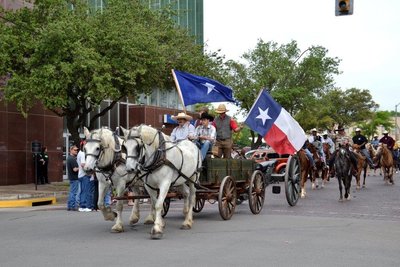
top-left (83, 127), bottom-right (118, 173)
top-left (121, 126), bottom-right (144, 174)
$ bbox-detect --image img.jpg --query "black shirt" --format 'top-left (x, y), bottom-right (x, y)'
top-left (352, 134), bottom-right (368, 149)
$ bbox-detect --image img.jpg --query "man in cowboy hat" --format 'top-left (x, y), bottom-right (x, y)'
top-left (212, 104), bottom-right (242, 158)
top-left (170, 112), bottom-right (195, 142)
top-left (352, 128), bottom-right (375, 169)
top-left (371, 134), bottom-right (379, 149)
top-left (321, 130), bottom-right (335, 167)
top-left (379, 130), bottom-right (395, 151)
top-left (194, 112), bottom-right (216, 160)
top-left (328, 127), bottom-right (358, 177)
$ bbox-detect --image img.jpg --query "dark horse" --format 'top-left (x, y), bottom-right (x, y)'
top-left (299, 149), bottom-right (313, 198)
top-left (308, 142), bottom-right (328, 189)
top-left (334, 147), bottom-right (352, 201)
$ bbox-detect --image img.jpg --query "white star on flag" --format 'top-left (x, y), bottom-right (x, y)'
top-left (256, 107), bottom-right (272, 125)
top-left (202, 82), bottom-right (217, 94)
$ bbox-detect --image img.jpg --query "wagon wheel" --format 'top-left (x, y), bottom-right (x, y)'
top-left (248, 170), bottom-right (266, 214)
top-left (161, 198), bottom-right (171, 218)
top-left (284, 155), bottom-right (301, 206)
top-left (218, 176), bottom-right (237, 220)
top-left (193, 197), bottom-right (205, 213)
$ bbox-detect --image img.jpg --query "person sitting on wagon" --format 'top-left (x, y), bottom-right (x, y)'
top-left (194, 112), bottom-right (216, 160)
top-left (170, 112), bottom-right (196, 142)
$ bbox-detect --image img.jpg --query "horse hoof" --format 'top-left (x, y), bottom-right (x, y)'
top-left (144, 219), bottom-right (154, 225)
top-left (111, 226), bottom-right (124, 233)
top-left (129, 218), bottom-right (139, 225)
top-left (180, 224), bottom-right (192, 230)
top-left (339, 198), bottom-right (343, 202)
top-left (356, 186), bottom-right (360, 190)
top-left (362, 185), bottom-right (366, 188)
top-left (150, 230), bottom-right (163, 239)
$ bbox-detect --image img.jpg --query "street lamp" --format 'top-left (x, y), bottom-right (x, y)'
top-left (396, 102), bottom-right (400, 140)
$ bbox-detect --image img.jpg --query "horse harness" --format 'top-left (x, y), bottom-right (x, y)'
top-left (85, 130), bottom-right (127, 186)
top-left (130, 128), bottom-right (201, 192)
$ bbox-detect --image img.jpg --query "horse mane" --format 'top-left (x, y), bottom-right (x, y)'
top-left (138, 124), bottom-right (170, 149)
top-left (90, 127), bottom-right (122, 166)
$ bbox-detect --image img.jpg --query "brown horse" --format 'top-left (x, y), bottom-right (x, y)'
top-left (307, 142), bottom-right (328, 189)
top-left (376, 144), bottom-right (394, 185)
top-left (298, 149), bottom-right (313, 198)
top-left (352, 144), bottom-right (368, 189)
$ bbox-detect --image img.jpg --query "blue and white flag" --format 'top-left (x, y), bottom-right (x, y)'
top-left (244, 89), bottom-right (306, 155)
top-left (172, 69), bottom-right (235, 106)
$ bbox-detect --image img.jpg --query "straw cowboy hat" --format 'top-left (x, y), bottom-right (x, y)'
top-left (171, 112), bottom-right (192, 121)
top-left (215, 104), bottom-right (229, 114)
top-left (322, 130), bottom-right (329, 135)
top-left (355, 128), bottom-right (361, 132)
top-left (311, 128), bottom-right (317, 132)
top-left (383, 130), bottom-right (389, 134)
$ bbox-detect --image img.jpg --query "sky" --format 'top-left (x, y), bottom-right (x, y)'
top-left (203, 0), bottom-right (400, 113)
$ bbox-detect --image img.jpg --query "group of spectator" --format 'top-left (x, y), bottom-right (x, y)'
top-left (66, 142), bottom-right (111, 212)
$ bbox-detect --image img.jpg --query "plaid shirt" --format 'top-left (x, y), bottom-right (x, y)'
top-left (195, 124), bottom-right (216, 144)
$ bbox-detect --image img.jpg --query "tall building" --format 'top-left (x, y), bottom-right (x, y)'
top-left (0, 0), bottom-right (204, 184)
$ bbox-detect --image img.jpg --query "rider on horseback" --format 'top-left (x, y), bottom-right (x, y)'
top-left (308, 128), bottom-right (325, 167)
top-left (352, 128), bottom-right (375, 169)
top-left (328, 127), bottom-right (358, 177)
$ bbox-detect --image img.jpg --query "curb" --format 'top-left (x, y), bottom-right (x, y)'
top-left (0, 197), bottom-right (57, 208)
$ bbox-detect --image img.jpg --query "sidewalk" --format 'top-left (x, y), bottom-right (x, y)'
top-left (0, 182), bottom-right (69, 208)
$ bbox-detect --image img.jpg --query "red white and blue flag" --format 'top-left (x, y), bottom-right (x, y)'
top-left (244, 89), bottom-right (306, 155)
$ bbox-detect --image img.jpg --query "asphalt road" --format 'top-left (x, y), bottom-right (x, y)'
top-left (0, 171), bottom-right (399, 267)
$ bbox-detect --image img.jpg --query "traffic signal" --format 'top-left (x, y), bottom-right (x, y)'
top-left (335, 0), bottom-right (354, 16)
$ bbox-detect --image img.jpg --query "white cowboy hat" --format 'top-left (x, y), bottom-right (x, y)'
top-left (355, 128), bottom-right (361, 132)
top-left (171, 112), bottom-right (192, 121)
top-left (383, 130), bottom-right (389, 134)
top-left (215, 104), bottom-right (229, 114)
top-left (311, 128), bottom-right (317, 132)
top-left (322, 130), bottom-right (329, 135)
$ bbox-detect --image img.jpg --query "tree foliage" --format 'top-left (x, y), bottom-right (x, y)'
top-left (0, 0), bottom-right (222, 144)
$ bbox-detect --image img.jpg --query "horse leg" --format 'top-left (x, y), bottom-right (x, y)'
top-left (142, 186), bottom-right (156, 225)
top-left (111, 183), bottom-right (125, 233)
top-left (362, 166), bottom-right (367, 188)
top-left (300, 171), bottom-right (307, 198)
top-left (344, 173), bottom-right (351, 200)
top-left (149, 183), bottom-right (169, 239)
top-left (311, 169), bottom-right (317, 190)
top-left (98, 180), bottom-right (116, 221)
top-left (181, 183), bottom-right (195, 230)
top-left (337, 176), bottom-right (344, 201)
top-left (128, 186), bottom-right (141, 225)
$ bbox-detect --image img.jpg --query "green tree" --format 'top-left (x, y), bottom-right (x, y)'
top-left (226, 40), bottom-right (341, 148)
top-left (357, 111), bottom-right (394, 140)
top-left (0, 0), bottom-right (222, 144)
top-left (315, 88), bottom-right (379, 131)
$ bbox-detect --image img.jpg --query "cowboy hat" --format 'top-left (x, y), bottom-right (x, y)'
top-left (336, 127), bottom-right (345, 131)
top-left (171, 112), bottom-right (192, 121)
top-left (311, 128), bottom-right (317, 132)
top-left (355, 128), bottom-right (361, 132)
top-left (322, 130), bottom-right (329, 135)
top-left (199, 112), bottom-right (214, 121)
top-left (215, 104), bottom-right (229, 114)
top-left (383, 130), bottom-right (389, 134)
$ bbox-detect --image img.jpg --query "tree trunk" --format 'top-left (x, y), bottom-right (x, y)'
top-left (66, 115), bottom-right (81, 147)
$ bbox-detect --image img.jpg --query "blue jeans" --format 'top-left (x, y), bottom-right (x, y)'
top-left (67, 179), bottom-right (79, 209)
top-left (104, 188), bottom-right (112, 207)
top-left (195, 140), bottom-right (212, 160)
top-left (87, 179), bottom-right (95, 210)
top-left (78, 175), bottom-right (91, 208)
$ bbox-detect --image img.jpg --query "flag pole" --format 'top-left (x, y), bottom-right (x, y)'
top-left (171, 69), bottom-right (187, 113)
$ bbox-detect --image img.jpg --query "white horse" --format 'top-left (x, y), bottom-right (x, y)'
top-left (83, 127), bottom-right (147, 233)
top-left (121, 125), bottom-right (202, 239)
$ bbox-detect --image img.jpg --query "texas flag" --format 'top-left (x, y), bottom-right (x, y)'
top-left (172, 69), bottom-right (236, 106)
top-left (244, 89), bottom-right (306, 155)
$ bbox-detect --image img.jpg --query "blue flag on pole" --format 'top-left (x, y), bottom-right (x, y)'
top-left (172, 69), bottom-right (235, 106)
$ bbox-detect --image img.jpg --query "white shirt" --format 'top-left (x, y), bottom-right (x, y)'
top-left (77, 150), bottom-right (86, 178)
top-left (171, 122), bottom-right (195, 142)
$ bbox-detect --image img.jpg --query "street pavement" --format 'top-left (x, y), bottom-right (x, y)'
top-left (0, 171), bottom-right (399, 266)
